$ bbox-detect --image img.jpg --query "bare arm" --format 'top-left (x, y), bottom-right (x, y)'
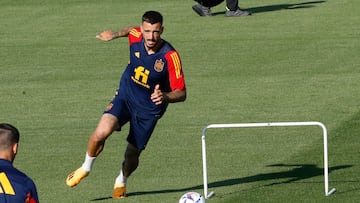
top-left (96, 26), bottom-right (135, 41)
top-left (151, 84), bottom-right (186, 105)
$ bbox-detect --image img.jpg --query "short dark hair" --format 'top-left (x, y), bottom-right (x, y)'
top-left (142, 11), bottom-right (163, 25)
top-left (0, 123), bottom-right (20, 145)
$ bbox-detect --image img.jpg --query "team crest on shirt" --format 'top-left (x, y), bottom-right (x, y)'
top-left (135, 52), bottom-right (140, 58)
top-left (154, 59), bottom-right (164, 72)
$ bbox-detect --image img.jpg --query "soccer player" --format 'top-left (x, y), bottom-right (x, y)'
top-left (0, 123), bottom-right (39, 203)
top-left (66, 11), bottom-right (186, 199)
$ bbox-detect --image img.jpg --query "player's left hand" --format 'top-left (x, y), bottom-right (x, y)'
top-left (151, 84), bottom-right (165, 105)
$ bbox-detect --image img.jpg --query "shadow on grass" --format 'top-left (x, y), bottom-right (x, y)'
top-left (209, 164), bottom-right (351, 187)
top-left (90, 163), bottom-right (351, 200)
top-left (212, 1), bottom-right (326, 16)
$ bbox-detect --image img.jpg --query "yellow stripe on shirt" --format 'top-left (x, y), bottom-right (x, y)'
top-left (170, 52), bottom-right (182, 79)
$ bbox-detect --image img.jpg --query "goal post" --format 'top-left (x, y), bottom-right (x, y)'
top-left (201, 121), bottom-right (336, 199)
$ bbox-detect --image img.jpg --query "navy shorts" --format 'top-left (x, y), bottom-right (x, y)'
top-left (104, 91), bottom-right (158, 150)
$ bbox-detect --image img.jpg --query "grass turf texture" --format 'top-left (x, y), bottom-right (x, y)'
top-left (0, 0), bottom-right (359, 202)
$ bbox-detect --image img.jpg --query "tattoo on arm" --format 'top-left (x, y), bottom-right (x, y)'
top-left (111, 26), bottom-right (134, 40)
top-left (112, 31), bottom-right (120, 39)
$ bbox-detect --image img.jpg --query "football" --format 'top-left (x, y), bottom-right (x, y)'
top-left (179, 192), bottom-right (205, 203)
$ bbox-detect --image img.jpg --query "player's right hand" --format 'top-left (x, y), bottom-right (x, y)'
top-left (96, 30), bottom-right (115, 41)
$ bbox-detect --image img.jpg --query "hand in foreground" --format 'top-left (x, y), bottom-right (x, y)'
top-left (96, 30), bottom-right (115, 41)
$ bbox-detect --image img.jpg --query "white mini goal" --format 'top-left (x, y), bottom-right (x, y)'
top-left (201, 121), bottom-right (336, 199)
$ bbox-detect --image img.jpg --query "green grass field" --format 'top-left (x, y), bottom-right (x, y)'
top-left (1, 0), bottom-right (359, 202)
